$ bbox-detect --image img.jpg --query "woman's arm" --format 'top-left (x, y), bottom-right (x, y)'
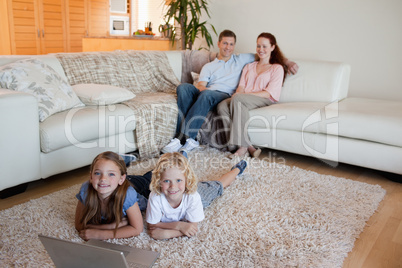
top-left (234, 85), bottom-right (246, 95)
top-left (246, 90), bottom-right (271, 99)
top-left (77, 203), bottom-right (144, 240)
top-left (147, 221), bottom-right (198, 240)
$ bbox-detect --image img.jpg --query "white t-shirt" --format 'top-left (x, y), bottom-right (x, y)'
top-left (146, 191), bottom-right (205, 224)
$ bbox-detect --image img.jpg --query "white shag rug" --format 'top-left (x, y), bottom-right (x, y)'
top-left (0, 148), bottom-right (386, 267)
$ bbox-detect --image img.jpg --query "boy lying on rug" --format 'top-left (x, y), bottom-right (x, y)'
top-left (75, 151), bottom-right (247, 240)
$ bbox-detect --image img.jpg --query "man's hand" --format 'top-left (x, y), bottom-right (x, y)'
top-left (196, 81), bottom-right (208, 92)
top-left (285, 60), bottom-right (299, 75)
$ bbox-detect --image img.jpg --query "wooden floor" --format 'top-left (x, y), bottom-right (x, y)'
top-left (0, 149), bottom-right (401, 267)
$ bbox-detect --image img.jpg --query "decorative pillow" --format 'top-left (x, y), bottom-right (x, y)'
top-left (191, 72), bottom-right (200, 86)
top-left (0, 58), bottom-right (84, 122)
top-left (72, 84), bottom-right (136, 105)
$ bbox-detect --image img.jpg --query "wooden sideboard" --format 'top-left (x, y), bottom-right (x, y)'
top-left (82, 37), bottom-right (178, 52)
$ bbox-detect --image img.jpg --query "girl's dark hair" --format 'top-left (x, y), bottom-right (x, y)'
top-left (257, 32), bottom-right (288, 82)
top-left (80, 151), bottom-right (129, 237)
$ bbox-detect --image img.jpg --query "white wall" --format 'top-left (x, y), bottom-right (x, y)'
top-left (201, 0), bottom-right (402, 101)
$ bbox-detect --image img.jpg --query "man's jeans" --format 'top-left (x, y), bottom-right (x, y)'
top-left (176, 83), bottom-right (230, 140)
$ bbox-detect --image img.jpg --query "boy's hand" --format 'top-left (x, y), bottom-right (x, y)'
top-left (178, 222), bottom-right (198, 237)
top-left (148, 228), bottom-right (183, 240)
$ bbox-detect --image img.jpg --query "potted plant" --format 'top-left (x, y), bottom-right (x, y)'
top-left (163, 0), bottom-right (217, 50)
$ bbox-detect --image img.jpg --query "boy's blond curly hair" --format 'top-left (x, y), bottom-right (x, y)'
top-left (150, 152), bottom-right (198, 195)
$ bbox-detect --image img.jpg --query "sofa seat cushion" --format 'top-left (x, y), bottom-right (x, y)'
top-left (249, 97), bottom-right (402, 148)
top-left (40, 104), bottom-right (136, 153)
top-left (335, 98), bottom-right (402, 147)
top-left (248, 101), bottom-right (330, 134)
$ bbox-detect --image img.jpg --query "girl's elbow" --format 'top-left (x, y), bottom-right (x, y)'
top-left (133, 227), bottom-right (143, 237)
top-left (128, 224), bottom-right (143, 237)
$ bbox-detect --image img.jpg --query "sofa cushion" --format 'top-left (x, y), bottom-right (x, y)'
top-left (39, 104), bottom-right (136, 153)
top-left (249, 98), bottom-right (402, 148)
top-left (248, 102), bottom-right (330, 134)
top-left (0, 55), bottom-right (68, 82)
top-left (279, 59), bottom-right (351, 103)
top-left (191, 72), bottom-right (200, 86)
top-left (181, 50), bottom-right (217, 84)
top-left (72, 84), bottom-right (136, 105)
top-left (335, 98), bottom-right (402, 147)
top-left (0, 58), bottom-right (84, 122)
top-left (55, 51), bottom-right (180, 94)
top-left (163, 51), bottom-right (182, 81)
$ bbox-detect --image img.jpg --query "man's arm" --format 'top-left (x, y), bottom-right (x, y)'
top-left (284, 58), bottom-right (299, 74)
top-left (195, 81), bottom-right (208, 92)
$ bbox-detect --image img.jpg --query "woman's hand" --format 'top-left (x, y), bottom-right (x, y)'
top-left (234, 86), bottom-right (245, 95)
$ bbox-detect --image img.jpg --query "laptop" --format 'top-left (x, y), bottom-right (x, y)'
top-left (38, 234), bottom-right (159, 268)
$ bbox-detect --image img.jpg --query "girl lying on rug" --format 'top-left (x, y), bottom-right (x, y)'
top-left (75, 151), bottom-right (146, 240)
top-left (75, 151), bottom-right (247, 240)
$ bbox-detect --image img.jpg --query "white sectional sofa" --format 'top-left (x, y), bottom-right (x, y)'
top-left (0, 51), bottom-right (182, 193)
top-left (1, 50), bottom-right (401, 195)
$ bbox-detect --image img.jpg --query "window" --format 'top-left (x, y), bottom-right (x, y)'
top-left (130, 0), bottom-right (166, 36)
top-left (110, 0), bottom-right (127, 13)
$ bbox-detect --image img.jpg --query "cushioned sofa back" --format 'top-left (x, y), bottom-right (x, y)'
top-left (163, 51), bottom-right (182, 81)
top-left (279, 59), bottom-right (351, 103)
top-left (180, 50), bottom-right (217, 84)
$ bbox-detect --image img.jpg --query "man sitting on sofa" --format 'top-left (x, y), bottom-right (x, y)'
top-left (162, 29), bottom-right (299, 154)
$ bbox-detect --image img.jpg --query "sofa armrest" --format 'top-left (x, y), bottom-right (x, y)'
top-left (0, 89), bottom-right (41, 191)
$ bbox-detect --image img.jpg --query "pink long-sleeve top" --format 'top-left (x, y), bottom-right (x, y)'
top-left (238, 61), bottom-right (284, 102)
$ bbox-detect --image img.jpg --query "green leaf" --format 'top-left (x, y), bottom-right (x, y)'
top-left (163, 0), bottom-right (217, 50)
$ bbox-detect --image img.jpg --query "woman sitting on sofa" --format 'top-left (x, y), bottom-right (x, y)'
top-left (217, 32), bottom-right (288, 158)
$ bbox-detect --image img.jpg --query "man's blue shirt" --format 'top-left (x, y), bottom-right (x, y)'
top-left (198, 53), bottom-right (255, 95)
